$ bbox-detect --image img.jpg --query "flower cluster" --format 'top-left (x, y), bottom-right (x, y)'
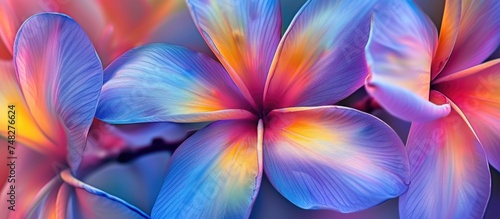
top-left (0, 0), bottom-right (498, 218)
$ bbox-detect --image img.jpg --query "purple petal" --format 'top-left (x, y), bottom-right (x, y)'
top-left (264, 106), bottom-right (409, 213)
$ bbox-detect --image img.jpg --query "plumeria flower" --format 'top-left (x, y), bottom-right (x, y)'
top-left (97, 0), bottom-right (410, 218)
top-left (365, 0), bottom-right (500, 217)
top-left (0, 13), bottom-right (153, 218)
top-left (0, 0), bottom-right (185, 65)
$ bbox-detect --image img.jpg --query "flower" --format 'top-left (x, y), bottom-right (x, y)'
top-left (365, 0), bottom-right (500, 218)
top-left (0, 13), bottom-right (151, 218)
top-left (97, 0), bottom-right (410, 218)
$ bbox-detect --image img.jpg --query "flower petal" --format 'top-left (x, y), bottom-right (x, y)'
top-left (60, 169), bottom-right (149, 218)
top-left (24, 177), bottom-right (61, 219)
top-left (264, 106), bottom-right (409, 213)
top-left (152, 120), bottom-right (263, 218)
top-left (0, 0), bottom-right (105, 56)
top-left (434, 59), bottom-right (500, 170)
top-left (400, 91), bottom-right (490, 218)
top-left (366, 79), bottom-right (451, 122)
top-left (0, 60), bottom-right (53, 152)
top-left (14, 13), bottom-right (103, 172)
top-left (0, 145), bottom-right (59, 218)
top-left (187, 0), bottom-right (281, 106)
top-left (97, 44), bottom-right (254, 124)
top-left (438, 0), bottom-right (500, 77)
top-left (365, 0), bottom-right (450, 122)
top-left (430, 0), bottom-right (461, 78)
top-left (69, 187), bottom-right (147, 219)
top-left (264, 0), bottom-right (377, 109)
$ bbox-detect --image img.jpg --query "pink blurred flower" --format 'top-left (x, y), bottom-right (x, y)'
top-left (0, 0), bottom-right (185, 65)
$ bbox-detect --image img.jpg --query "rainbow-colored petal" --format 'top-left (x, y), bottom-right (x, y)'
top-left (0, 60), bottom-right (52, 151)
top-left (187, 0), bottom-right (281, 106)
top-left (400, 91), bottom-right (490, 218)
top-left (264, 106), bottom-right (409, 213)
top-left (17, 168), bottom-right (150, 218)
top-left (97, 44), bottom-right (254, 124)
top-left (152, 120), bottom-right (262, 218)
top-left (430, 0), bottom-right (461, 78)
top-left (365, 0), bottom-right (450, 122)
top-left (264, 0), bottom-right (376, 110)
top-left (434, 59), bottom-right (500, 170)
top-left (437, 0), bottom-right (500, 77)
top-left (14, 13), bottom-right (103, 172)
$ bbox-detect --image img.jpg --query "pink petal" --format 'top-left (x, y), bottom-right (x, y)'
top-left (434, 59), bottom-right (500, 170)
top-left (437, 0), bottom-right (500, 78)
top-left (430, 0), bottom-right (461, 78)
top-left (0, 145), bottom-right (59, 218)
top-left (400, 91), bottom-right (490, 218)
top-left (0, 60), bottom-right (54, 152)
top-left (0, 0), bottom-right (105, 56)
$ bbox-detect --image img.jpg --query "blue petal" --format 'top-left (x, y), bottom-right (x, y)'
top-left (97, 44), bottom-right (253, 124)
top-left (14, 13), bottom-right (103, 172)
top-left (152, 120), bottom-right (263, 219)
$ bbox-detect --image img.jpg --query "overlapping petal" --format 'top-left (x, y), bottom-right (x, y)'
top-left (400, 91), bottom-right (490, 218)
top-left (0, 145), bottom-right (59, 218)
top-left (60, 169), bottom-right (149, 218)
top-left (187, 0), bottom-right (281, 106)
top-left (24, 176), bottom-right (61, 218)
top-left (68, 187), bottom-right (147, 219)
top-left (0, 0), bottom-right (186, 65)
top-left (365, 0), bottom-right (450, 122)
top-left (14, 13), bottom-right (103, 172)
top-left (264, 0), bottom-right (376, 110)
top-left (0, 0), bottom-right (105, 56)
top-left (19, 169), bottom-right (150, 218)
top-left (438, 0), bottom-right (500, 77)
top-left (97, 44), bottom-right (254, 124)
top-left (434, 59), bottom-right (500, 170)
top-left (263, 106), bottom-right (409, 213)
top-left (152, 120), bottom-right (262, 219)
top-left (0, 60), bottom-right (52, 151)
top-left (430, 0), bottom-right (461, 78)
